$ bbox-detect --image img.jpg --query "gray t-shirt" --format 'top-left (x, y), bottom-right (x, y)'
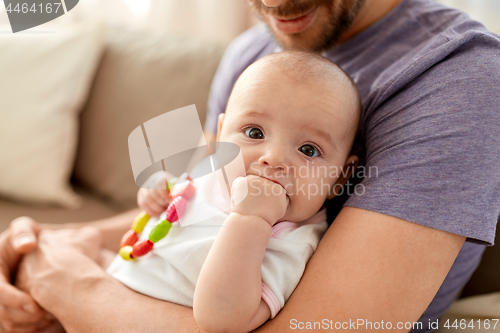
top-left (204, 0), bottom-right (500, 331)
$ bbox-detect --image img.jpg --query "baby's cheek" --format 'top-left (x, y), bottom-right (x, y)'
top-left (285, 183), bottom-right (323, 221)
top-left (217, 151), bottom-right (247, 190)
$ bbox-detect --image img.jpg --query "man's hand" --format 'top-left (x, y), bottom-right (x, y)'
top-left (0, 217), bottom-right (52, 333)
top-left (16, 227), bottom-right (105, 311)
top-left (230, 175), bottom-right (288, 226)
top-left (16, 226), bottom-right (105, 293)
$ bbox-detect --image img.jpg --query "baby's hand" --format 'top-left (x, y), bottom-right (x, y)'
top-left (137, 187), bottom-right (171, 217)
top-left (230, 175), bottom-right (288, 226)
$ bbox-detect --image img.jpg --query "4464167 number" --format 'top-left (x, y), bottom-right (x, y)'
top-left (6, 2), bottom-right (62, 14)
top-left (443, 319), bottom-right (499, 330)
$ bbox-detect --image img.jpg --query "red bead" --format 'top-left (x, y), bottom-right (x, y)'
top-left (131, 239), bottom-right (154, 258)
top-left (166, 202), bottom-right (178, 222)
top-left (120, 229), bottom-right (138, 248)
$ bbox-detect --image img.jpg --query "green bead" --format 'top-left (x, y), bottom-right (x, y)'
top-left (167, 178), bottom-right (178, 192)
top-left (149, 219), bottom-right (172, 243)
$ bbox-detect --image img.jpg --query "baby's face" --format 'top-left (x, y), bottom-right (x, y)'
top-left (219, 65), bottom-right (358, 223)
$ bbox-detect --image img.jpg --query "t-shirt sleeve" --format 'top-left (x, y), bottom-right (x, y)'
top-left (204, 41), bottom-right (239, 134)
top-left (260, 221), bottom-right (328, 318)
top-left (345, 39), bottom-right (500, 245)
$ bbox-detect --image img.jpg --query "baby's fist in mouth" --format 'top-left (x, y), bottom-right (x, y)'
top-left (230, 175), bottom-right (288, 226)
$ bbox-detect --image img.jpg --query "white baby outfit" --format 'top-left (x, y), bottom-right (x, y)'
top-left (107, 170), bottom-right (328, 318)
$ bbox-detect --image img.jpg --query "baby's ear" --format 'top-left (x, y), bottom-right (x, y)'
top-left (208, 113), bottom-right (226, 155)
top-left (327, 155), bottom-right (359, 200)
top-left (216, 113), bottom-right (226, 143)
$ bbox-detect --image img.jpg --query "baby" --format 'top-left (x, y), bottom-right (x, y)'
top-left (107, 50), bottom-right (362, 333)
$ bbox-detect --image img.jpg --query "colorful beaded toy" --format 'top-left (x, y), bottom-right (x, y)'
top-left (119, 173), bottom-right (196, 260)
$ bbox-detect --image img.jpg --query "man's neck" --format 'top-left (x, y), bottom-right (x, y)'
top-left (337, 0), bottom-right (404, 44)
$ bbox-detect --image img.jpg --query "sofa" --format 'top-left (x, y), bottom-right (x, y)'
top-left (0, 23), bottom-right (224, 227)
top-left (0, 22), bottom-right (499, 332)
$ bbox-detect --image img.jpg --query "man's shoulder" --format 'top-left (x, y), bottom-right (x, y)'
top-left (402, 0), bottom-right (500, 65)
top-left (355, 0), bottom-right (500, 114)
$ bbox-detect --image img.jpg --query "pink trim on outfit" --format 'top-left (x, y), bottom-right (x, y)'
top-left (261, 280), bottom-right (281, 319)
top-left (270, 208), bottom-right (327, 238)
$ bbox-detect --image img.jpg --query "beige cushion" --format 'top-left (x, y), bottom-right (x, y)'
top-left (435, 292), bottom-right (500, 333)
top-left (73, 26), bottom-right (225, 208)
top-left (0, 23), bottom-right (104, 208)
top-left (0, 185), bottom-right (125, 233)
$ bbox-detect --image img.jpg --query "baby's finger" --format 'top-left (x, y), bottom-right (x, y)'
top-left (150, 190), bottom-right (169, 207)
top-left (156, 188), bottom-right (170, 202)
top-left (142, 201), bottom-right (165, 217)
top-left (137, 198), bottom-right (148, 213)
top-left (137, 192), bottom-right (152, 213)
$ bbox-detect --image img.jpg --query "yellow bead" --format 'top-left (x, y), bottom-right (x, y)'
top-left (131, 211), bottom-right (151, 233)
top-left (119, 246), bottom-right (135, 260)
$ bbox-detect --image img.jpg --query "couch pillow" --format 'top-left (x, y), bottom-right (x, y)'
top-left (73, 26), bottom-right (225, 208)
top-left (0, 23), bottom-right (104, 208)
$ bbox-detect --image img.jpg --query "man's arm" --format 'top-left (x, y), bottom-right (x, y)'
top-left (255, 206), bottom-right (465, 332)
top-left (40, 208), bottom-right (141, 252)
top-left (25, 206), bottom-right (463, 333)
top-left (25, 250), bottom-right (201, 333)
top-left (0, 209), bottom-right (139, 332)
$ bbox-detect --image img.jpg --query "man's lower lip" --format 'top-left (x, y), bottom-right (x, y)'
top-left (271, 9), bottom-right (317, 34)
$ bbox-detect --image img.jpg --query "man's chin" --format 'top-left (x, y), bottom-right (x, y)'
top-left (265, 25), bottom-right (319, 51)
top-left (265, 18), bottom-right (335, 52)
top-left (275, 33), bottom-right (329, 52)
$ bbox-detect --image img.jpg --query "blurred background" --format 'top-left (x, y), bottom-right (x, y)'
top-left (0, 3), bottom-right (499, 331)
top-left (0, 0), bottom-right (498, 209)
top-left (0, 0), bottom-right (499, 43)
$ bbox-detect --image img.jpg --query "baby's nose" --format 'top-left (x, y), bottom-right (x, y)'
top-left (258, 150), bottom-right (289, 172)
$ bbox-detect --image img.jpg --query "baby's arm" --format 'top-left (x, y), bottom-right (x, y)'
top-left (193, 176), bottom-right (288, 333)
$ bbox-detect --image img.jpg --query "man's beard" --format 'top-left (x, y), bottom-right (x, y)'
top-left (248, 0), bottom-right (365, 52)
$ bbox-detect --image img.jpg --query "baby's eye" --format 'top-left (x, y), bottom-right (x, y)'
top-left (299, 144), bottom-right (320, 157)
top-left (245, 127), bottom-right (264, 140)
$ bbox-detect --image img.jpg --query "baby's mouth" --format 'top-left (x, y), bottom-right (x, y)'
top-left (260, 175), bottom-right (289, 195)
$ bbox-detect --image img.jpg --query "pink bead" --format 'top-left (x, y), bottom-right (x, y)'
top-left (170, 180), bottom-right (196, 200)
top-left (168, 196), bottom-right (187, 221)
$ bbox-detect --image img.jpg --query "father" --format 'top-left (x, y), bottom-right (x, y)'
top-left (1, 0), bottom-right (499, 332)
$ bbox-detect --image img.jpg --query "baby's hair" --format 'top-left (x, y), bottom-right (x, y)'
top-left (260, 51), bottom-right (357, 92)
top-left (230, 50), bottom-right (362, 146)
